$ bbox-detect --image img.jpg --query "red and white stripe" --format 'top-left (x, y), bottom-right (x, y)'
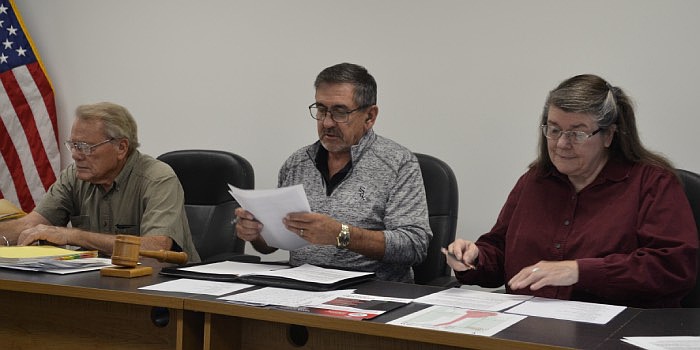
top-left (0, 61), bottom-right (59, 212)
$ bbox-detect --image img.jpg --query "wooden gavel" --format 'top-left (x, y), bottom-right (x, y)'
top-left (111, 234), bottom-right (188, 267)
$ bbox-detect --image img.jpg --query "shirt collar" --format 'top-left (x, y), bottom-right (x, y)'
top-left (349, 128), bottom-right (376, 163)
top-left (307, 128), bottom-right (376, 164)
top-left (544, 155), bottom-right (632, 186)
top-left (109, 150), bottom-right (139, 192)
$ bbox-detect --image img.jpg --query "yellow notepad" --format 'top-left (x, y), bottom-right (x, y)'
top-left (0, 246), bottom-right (98, 262)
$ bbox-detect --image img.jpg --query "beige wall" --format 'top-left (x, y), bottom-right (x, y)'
top-left (17, 0), bottom-right (700, 260)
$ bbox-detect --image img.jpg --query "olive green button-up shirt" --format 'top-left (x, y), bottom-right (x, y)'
top-left (35, 151), bottom-right (200, 262)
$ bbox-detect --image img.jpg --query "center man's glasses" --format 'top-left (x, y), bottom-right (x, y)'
top-left (64, 138), bottom-right (114, 155)
top-left (309, 103), bottom-right (369, 123)
top-left (541, 125), bottom-right (601, 144)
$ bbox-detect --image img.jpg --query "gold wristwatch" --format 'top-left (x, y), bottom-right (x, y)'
top-left (336, 223), bottom-right (350, 249)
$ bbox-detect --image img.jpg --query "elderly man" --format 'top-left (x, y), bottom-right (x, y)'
top-left (235, 63), bottom-right (432, 282)
top-left (0, 102), bottom-right (200, 262)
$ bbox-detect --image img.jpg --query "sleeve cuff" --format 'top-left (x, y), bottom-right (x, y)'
top-left (576, 258), bottom-right (606, 290)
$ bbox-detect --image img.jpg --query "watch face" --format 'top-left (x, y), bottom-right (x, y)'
top-left (337, 224), bottom-right (351, 248)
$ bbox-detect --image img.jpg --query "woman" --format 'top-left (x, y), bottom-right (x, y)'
top-left (446, 74), bottom-right (698, 308)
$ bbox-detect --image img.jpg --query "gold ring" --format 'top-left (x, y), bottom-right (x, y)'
top-left (532, 267), bottom-right (539, 273)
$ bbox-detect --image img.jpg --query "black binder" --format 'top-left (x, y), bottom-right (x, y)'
top-left (160, 262), bottom-right (376, 291)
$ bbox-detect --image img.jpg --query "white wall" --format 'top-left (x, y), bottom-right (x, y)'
top-left (15, 1), bottom-right (700, 260)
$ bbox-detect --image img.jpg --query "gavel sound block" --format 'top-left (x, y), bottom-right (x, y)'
top-left (100, 234), bottom-right (188, 278)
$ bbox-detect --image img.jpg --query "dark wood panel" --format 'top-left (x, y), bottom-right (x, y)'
top-left (0, 260), bottom-right (183, 308)
top-left (0, 290), bottom-right (179, 350)
top-left (205, 315), bottom-right (498, 350)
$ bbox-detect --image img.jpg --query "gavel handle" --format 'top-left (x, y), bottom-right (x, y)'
top-left (139, 250), bottom-right (188, 265)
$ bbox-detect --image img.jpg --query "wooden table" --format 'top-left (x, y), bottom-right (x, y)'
top-left (184, 280), bottom-right (641, 350)
top-left (0, 261), bottom-right (202, 350)
top-left (597, 308), bottom-right (700, 349)
top-left (2, 264), bottom-right (694, 350)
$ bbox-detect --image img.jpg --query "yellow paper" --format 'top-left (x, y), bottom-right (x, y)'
top-left (0, 246), bottom-right (91, 260)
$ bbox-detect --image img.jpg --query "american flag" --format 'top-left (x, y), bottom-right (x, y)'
top-left (0, 0), bottom-right (59, 212)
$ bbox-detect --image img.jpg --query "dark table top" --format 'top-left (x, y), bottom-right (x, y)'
top-left (2, 262), bottom-right (697, 350)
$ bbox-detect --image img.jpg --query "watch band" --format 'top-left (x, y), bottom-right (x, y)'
top-left (336, 223), bottom-right (350, 249)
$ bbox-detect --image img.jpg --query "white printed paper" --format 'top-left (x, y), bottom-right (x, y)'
top-left (388, 305), bottom-right (526, 337)
top-left (247, 263), bottom-right (373, 284)
top-left (179, 261), bottom-right (288, 275)
top-left (219, 287), bottom-right (354, 307)
top-left (140, 278), bottom-right (252, 296)
top-left (505, 297), bottom-right (625, 324)
top-left (414, 288), bottom-right (532, 311)
top-left (621, 336), bottom-right (700, 350)
top-left (228, 184), bottom-right (310, 250)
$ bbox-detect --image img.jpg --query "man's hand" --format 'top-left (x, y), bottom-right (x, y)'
top-left (17, 224), bottom-right (73, 246)
top-left (283, 212), bottom-right (341, 245)
top-left (234, 207), bottom-right (263, 242)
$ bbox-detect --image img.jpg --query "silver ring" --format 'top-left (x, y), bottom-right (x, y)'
top-left (532, 267), bottom-right (540, 273)
top-left (232, 217), bottom-right (239, 225)
top-left (299, 229), bottom-right (304, 237)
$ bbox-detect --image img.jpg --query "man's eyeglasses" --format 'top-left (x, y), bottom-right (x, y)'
top-left (64, 138), bottom-right (114, 155)
top-left (309, 103), bottom-right (369, 123)
top-left (541, 125), bottom-right (601, 144)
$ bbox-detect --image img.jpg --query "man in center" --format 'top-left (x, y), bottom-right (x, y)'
top-left (235, 62), bottom-right (432, 282)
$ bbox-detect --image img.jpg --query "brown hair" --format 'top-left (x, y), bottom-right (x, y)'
top-left (531, 74), bottom-right (673, 172)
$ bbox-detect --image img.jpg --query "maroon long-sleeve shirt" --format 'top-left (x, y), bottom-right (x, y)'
top-left (457, 159), bottom-right (698, 308)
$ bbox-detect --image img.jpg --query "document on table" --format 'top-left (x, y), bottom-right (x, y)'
top-left (247, 263), bottom-right (373, 284)
top-left (178, 261), bottom-right (289, 275)
top-left (505, 297), bottom-right (625, 324)
top-left (161, 262), bottom-right (374, 291)
top-left (219, 287), bottom-right (354, 307)
top-left (234, 263), bottom-right (375, 291)
top-left (0, 257), bottom-right (113, 274)
top-left (414, 288), bottom-right (532, 311)
top-left (0, 246), bottom-right (98, 263)
top-left (275, 293), bottom-right (412, 320)
top-left (388, 305), bottom-right (526, 337)
top-left (228, 184), bottom-right (310, 250)
top-left (139, 278), bottom-right (253, 296)
top-left (621, 336), bottom-right (700, 350)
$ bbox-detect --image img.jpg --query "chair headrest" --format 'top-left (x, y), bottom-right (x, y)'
top-left (415, 153), bottom-right (459, 216)
top-left (677, 169), bottom-right (700, 232)
top-left (158, 150), bottom-right (254, 205)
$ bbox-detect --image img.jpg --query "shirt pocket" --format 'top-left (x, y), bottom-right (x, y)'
top-left (70, 215), bottom-right (90, 230)
top-left (115, 224), bottom-right (139, 235)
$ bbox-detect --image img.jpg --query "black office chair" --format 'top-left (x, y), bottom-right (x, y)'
top-left (412, 153), bottom-right (460, 287)
top-left (677, 169), bottom-right (700, 308)
top-left (157, 150), bottom-right (259, 262)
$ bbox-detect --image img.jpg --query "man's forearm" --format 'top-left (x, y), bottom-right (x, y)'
top-left (68, 229), bottom-right (118, 255)
top-left (0, 219), bottom-right (33, 245)
top-left (139, 235), bottom-right (174, 251)
top-left (344, 226), bottom-right (385, 260)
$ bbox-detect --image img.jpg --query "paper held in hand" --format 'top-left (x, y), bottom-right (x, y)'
top-left (228, 184), bottom-right (311, 250)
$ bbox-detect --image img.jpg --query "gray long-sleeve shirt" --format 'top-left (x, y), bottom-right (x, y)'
top-left (280, 129), bottom-right (432, 282)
